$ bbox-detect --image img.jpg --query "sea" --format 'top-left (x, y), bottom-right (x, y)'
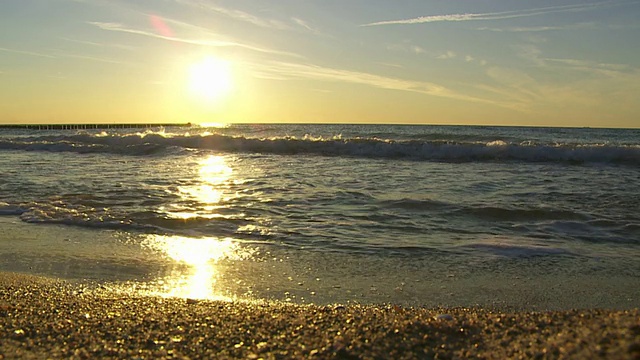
top-left (0, 124), bottom-right (638, 310)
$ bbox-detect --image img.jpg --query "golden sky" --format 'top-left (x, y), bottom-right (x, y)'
top-left (1, 0), bottom-right (639, 127)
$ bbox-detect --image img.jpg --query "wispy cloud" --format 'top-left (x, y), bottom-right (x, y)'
top-left (386, 41), bottom-right (426, 54)
top-left (411, 46), bottom-right (426, 54)
top-left (436, 51), bottom-right (456, 60)
top-left (478, 22), bottom-right (596, 32)
top-left (545, 57), bottom-right (634, 77)
top-left (54, 51), bottom-right (129, 65)
top-left (376, 62), bottom-right (404, 68)
top-left (515, 44), bottom-right (546, 66)
top-left (547, 58), bottom-right (628, 69)
top-left (0, 45), bottom-right (130, 66)
top-left (466, 55), bottom-right (487, 66)
top-left (362, 1), bottom-right (629, 26)
top-left (511, 41), bottom-right (633, 75)
top-left (479, 25), bottom-right (566, 32)
top-left (486, 64), bottom-right (640, 117)
top-left (251, 60), bottom-right (512, 108)
top-left (175, 0), bottom-right (289, 30)
top-left (60, 37), bottom-right (135, 51)
top-left (0, 47), bottom-right (56, 58)
top-left (485, 67), bottom-right (542, 102)
top-left (480, 42), bottom-right (640, 116)
top-left (175, 0), bottom-right (324, 34)
top-left (87, 21), bottom-right (297, 57)
top-left (291, 17), bottom-right (322, 35)
top-left (437, 52), bottom-right (487, 65)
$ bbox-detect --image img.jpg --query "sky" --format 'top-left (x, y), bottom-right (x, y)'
top-left (1, 0), bottom-right (639, 127)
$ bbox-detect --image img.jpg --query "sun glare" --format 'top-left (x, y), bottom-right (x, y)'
top-left (188, 57), bottom-right (233, 102)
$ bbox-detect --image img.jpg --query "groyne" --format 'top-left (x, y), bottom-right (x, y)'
top-left (0, 123), bottom-right (192, 130)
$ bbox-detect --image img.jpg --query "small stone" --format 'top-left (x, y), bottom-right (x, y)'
top-left (434, 314), bottom-right (454, 321)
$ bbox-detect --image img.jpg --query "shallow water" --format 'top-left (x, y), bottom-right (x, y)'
top-left (0, 124), bottom-right (638, 309)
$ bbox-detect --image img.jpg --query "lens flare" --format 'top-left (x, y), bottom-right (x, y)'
top-left (149, 15), bottom-right (174, 38)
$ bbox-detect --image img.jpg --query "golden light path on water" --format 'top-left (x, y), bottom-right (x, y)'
top-left (140, 155), bottom-right (255, 300)
top-left (177, 155), bottom-right (233, 214)
top-left (143, 235), bottom-right (249, 301)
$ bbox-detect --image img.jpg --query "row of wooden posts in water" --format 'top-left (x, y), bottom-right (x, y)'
top-left (0, 123), bottom-right (192, 130)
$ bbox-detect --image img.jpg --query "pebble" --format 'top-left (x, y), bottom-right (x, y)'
top-left (434, 314), bottom-right (454, 321)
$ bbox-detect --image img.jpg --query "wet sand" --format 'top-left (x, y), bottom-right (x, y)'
top-left (1, 272), bottom-right (638, 359)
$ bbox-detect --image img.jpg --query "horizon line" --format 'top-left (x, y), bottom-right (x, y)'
top-left (0, 122), bottom-right (638, 130)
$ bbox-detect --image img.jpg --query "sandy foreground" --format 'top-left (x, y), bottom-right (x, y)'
top-left (0, 273), bottom-right (638, 359)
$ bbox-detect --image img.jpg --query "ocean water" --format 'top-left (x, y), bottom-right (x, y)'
top-left (0, 124), bottom-right (639, 310)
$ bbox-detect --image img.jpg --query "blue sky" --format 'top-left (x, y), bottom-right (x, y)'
top-left (1, 0), bottom-right (639, 127)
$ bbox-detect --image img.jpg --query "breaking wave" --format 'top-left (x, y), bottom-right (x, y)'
top-left (0, 132), bottom-right (638, 165)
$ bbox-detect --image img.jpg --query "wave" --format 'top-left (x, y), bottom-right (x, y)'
top-left (1, 132), bottom-right (639, 164)
top-left (455, 237), bottom-right (576, 258)
top-left (0, 201), bottom-right (245, 239)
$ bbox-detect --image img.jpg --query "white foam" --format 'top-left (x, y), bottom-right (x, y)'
top-left (0, 133), bottom-right (638, 164)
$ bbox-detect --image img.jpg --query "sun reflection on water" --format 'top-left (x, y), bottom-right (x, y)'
top-left (142, 155), bottom-right (252, 300)
top-left (167, 155), bottom-right (234, 218)
top-left (143, 235), bottom-right (252, 300)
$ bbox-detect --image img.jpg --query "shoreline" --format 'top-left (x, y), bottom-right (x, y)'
top-left (1, 272), bottom-right (638, 359)
top-left (1, 216), bottom-right (638, 312)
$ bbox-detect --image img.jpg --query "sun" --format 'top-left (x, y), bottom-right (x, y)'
top-left (188, 56), bottom-right (233, 102)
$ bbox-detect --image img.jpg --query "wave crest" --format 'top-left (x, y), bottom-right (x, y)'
top-left (1, 133), bottom-right (638, 164)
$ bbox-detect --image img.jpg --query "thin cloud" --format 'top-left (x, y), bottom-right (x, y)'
top-left (412, 46), bottom-right (426, 54)
top-left (514, 40), bottom-right (634, 76)
top-left (362, 1), bottom-right (630, 26)
top-left (478, 25), bottom-right (566, 32)
top-left (0, 45), bottom-right (127, 66)
top-left (544, 57), bottom-right (634, 77)
top-left (60, 37), bottom-right (135, 51)
top-left (478, 22), bottom-right (596, 32)
top-left (175, 0), bottom-right (290, 30)
top-left (292, 17), bottom-right (322, 35)
top-left (253, 60), bottom-right (513, 108)
top-left (155, 15), bottom-right (301, 57)
top-left (176, 0), bottom-right (324, 34)
top-left (464, 55), bottom-right (487, 66)
top-left (54, 52), bottom-right (129, 65)
top-left (0, 47), bottom-right (56, 58)
top-left (376, 62), bottom-right (404, 68)
top-left (471, 83), bottom-right (532, 111)
top-left (87, 21), bottom-right (296, 57)
top-left (385, 42), bottom-right (426, 55)
top-left (516, 44), bottom-right (546, 66)
top-left (436, 51), bottom-right (456, 60)
top-left (481, 56), bottom-right (640, 115)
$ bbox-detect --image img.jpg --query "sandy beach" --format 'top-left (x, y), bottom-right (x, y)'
top-left (0, 272), bottom-right (638, 359)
